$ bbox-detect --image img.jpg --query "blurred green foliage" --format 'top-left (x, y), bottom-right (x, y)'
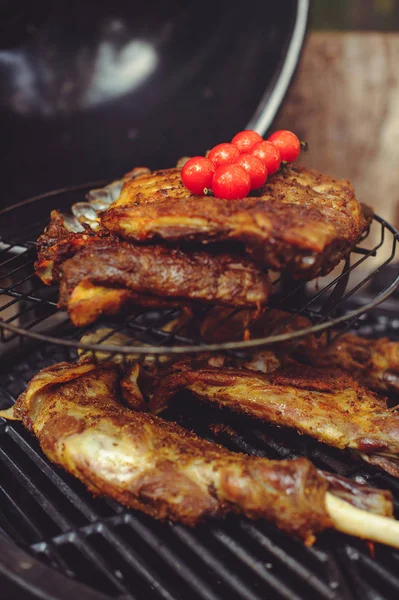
top-left (312, 0), bottom-right (399, 30)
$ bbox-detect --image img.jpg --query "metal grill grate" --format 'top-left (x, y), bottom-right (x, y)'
top-left (1, 184), bottom-right (399, 599)
top-left (1, 181), bottom-right (399, 358)
top-left (2, 338), bottom-right (399, 600)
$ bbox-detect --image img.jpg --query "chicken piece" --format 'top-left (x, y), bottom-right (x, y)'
top-left (9, 361), bottom-right (394, 546)
top-left (58, 239), bottom-right (271, 326)
top-left (101, 165), bottom-right (371, 279)
top-left (151, 360), bottom-right (399, 477)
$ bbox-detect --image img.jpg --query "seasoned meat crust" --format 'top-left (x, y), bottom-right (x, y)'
top-left (199, 308), bottom-right (399, 398)
top-left (101, 165), bottom-right (372, 279)
top-left (296, 334), bottom-right (399, 399)
top-left (151, 360), bottom-right (399, 477)
top-left (58, 239), bottom-right (271, 326)
top-left (12, 361), bottom-right (393, 543)
top-left (13, 361), bottom-right (330, 543)
top-left (35, 210), bottom-right (114, 285)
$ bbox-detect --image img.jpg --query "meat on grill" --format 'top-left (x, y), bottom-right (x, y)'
top-left (35, 168), bottom-right (150, 285)
top-left (151, 360), bottom-right (399, 477)
top-left (57, 238), bottom-right (271, 326)
top-left (35, 210), bottom-right (114, 285)
top-left (199, 308), bottom-right (399, 397)
top-left (101, 165), bottom-right (372, 279)
top-left (295, 333), bottom-right (399, 399)
top-left (11, 361), bottom-right (394, 545)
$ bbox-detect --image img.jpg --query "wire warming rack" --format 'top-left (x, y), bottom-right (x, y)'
top-left (0, 182), bottom-right (399, 359)
top-left (1, 183), bottom-right (399, 600)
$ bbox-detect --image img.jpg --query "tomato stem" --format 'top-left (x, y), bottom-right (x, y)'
top-left (300, 140), bottom-right (309, 152)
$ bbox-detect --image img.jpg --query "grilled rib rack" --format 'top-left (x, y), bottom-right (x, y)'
top-left (1, 184), bottom-right (399, 600)
top-left (1, 182), bottom-right (399, 358)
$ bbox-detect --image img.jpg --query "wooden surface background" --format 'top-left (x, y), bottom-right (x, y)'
top-left (274, 31), bottom-right (399, 230)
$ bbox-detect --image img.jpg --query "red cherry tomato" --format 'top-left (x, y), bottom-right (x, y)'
top-left (268, 130), bottom-right (300, 162)
top-left (212, 164), bottom-right (251, 199)
top-left (208, 143), bottom-right (240, 167)
top-left (251, 141), bottom-right (281, 175)
top-left (181, 157), bottom-right (215, 195)
top-left (231, 130), bottom-right (263, 154)
top-left (233, 153), bottom-right (267, 190)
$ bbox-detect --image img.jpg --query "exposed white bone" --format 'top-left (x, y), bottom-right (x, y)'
top-left (326, 492), bottom-right (399, 548)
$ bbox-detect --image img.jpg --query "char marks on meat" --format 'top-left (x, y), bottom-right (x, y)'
top-left (58, 239), bottom-right (271, 326)
top-left (36, 211), bottom-right (271, 327)
top-left (101, 165), bottom-right (371, 279)
top-left (35, 210), bottom-right (114, 285)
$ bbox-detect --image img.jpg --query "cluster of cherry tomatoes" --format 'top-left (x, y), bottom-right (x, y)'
top-left (181, 129), bottom-right (301, 199)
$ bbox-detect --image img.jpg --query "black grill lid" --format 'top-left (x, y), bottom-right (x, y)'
top-left (0, 0), bottom-right (308, 203)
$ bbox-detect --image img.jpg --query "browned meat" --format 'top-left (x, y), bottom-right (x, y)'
top-left (297, 334), bottom-right (399, 398)
top-left (35, 171), bottom-right (149, 285)
top-left (101, 165), bottom-right (372, 279)
top-left (60, 282), bottom-right (181, 327)
top-left (58, 239), bottom-right (271, 326)
top-left (151, 360), bottom-right (399, 477)
top-left (36, 205), bottom-right (271, 327)
top-left (11, 360), bottom-right (394, 545)
top-left (35, 210), bottom-right (114, 285)
top-left (198, 308), bottom-right (399, 398)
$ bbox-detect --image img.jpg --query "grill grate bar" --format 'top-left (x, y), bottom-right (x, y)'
top-left (58, 533), bottom-right (133, 597)
top-left (0, 483), bottom-right (44, 542)
top-left (172, 525), bottom-right (267, 600)
top-left (33, 543), bottom-right (79, 579)
top-left (3, 311), bottom-right (59, 345)
top-left (30, 510), bottom-right (199, 600)
top-left (6, 426), bottom-right (104, 522)
top-left (1, 270), bottom-right (38, 293)
top-left (0, 446), bottom-right (74, 532)
top-left (0, 258), bottom-right (36, 281)
top-left (125, 319), bottom-right (199, 347)
top-left (97, 522), bottom-right (184, 600)
top-left (0, 485), bottom-right (73, 576)
top-left (322, 249), bottom-right (397, 321)
top-left (0, 294), bottom-right (27, 314)
top-left (210, 526), bottom-right (315, 600)
top-left (124, 515), bottom-right (229, 600)
top-left (0, 247), bottom-right (33, 270)
top-left (0, 242), bottom-right (13, 255)
top-left (3, 290), bottom-right (59, 324)
top-left (0, 286), bottom-right (59, 306)
top-left (0, 386), bottom-right (20, 409)
top-left (29, 515), bottom-right (137, 546)
top-left (237, 523), bottom-right (339, 599)
top-left (358, 550), bottom-right (399, 591)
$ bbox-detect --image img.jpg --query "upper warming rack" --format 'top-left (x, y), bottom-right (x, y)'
top-left (0, 181), bottom-right (399, 359)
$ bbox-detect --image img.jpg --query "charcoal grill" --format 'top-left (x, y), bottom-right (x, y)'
top-left (1, 184), bottom-right (399, 600)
